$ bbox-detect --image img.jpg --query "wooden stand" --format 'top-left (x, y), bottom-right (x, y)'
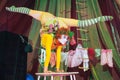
top-left (35, 72), bottom-right (79, 80)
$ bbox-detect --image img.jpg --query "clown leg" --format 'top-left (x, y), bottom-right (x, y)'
top-left (78, 16), bottom-right (113, 27)
top-left (6, 6), bottom-right (30, 14)
top-left (56, 46), bottom-right (63, 72)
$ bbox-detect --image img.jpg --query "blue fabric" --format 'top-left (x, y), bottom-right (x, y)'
top-left (26, 74), bottom-right (34, 80)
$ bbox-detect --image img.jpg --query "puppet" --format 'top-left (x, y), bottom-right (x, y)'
top-left (6, 6), bottom-right (113, 73)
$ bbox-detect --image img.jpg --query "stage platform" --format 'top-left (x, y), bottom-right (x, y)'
top-left (35, 72), bottom-right (79, 80)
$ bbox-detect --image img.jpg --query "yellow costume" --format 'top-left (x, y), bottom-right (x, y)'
top-left (41, 33), bottom-right (62, 72)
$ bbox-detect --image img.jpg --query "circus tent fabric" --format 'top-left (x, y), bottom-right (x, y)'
top-left (0, 0), bottom-right (120, 80)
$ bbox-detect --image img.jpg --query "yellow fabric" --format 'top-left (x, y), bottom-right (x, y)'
top-left (29, 10), bottom-right (78, 28)
top-left (41, 34), bottom-right (53, 67)
top-left (29, 10), bottom-right (43, 21)
top-left (41, 33), bottom-right (62, 69)
top-left (56, 17), bottom-right (78, 27)
top-left (56, 46), bottom-right (62, 69)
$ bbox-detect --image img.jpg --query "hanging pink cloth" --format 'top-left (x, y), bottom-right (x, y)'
top-left (70, 44), bottom-right (83, 67)
top-left (107, 49), bottom-right (113, 67)
top-left (100, 49), bottom-right (113, 67)
top-left (67, 50), bottom-right (75, 67)
top-left (70, 44), bottom-right (89, 72)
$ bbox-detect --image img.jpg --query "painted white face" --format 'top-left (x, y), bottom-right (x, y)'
top-left (58, 35), bottom-right (68, 45)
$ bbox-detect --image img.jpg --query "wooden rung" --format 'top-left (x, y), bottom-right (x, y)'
top-left (75, 57), bottom-right (89, 60)
top-left (60, 10), bottom-right (71, 13)
top-left (81, 15), bottom-right (88, 17)
top-left (78, 67), bottom-right (89, 69)
top-left (77, 38), bottom-right (89, 41)
top-left (76, 10), bottom-right (87, 14)
top-left (76, 11), bottom-right (87, 15)
top-left (81, 17), bottom-right (89, 20)
top-left (76, 2), bottom-right (83, 5)
top-left (76, 0), bottom-right (87, 4)
top-left (83, 58), bottom-right (89, 59)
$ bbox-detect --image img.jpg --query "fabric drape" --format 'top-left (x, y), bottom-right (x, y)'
top-left (0, 0), bottom-right (35, 80)
top-left (0, 31), bottom-right (27, 80)
top-left (0, 0), bottom-right (35, 37)
top-left (76, 0), bottom-right (120, 80)
top-left (98, 0), bottom-right (120, 70)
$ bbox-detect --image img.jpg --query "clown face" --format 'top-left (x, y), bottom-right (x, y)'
top-left (58, 35), bottom-right (68, 45)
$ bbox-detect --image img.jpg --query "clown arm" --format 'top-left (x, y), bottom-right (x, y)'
top-left (56, 46), bottom-right (62, 72)
top-left (41, 34), bottom-right (53, 72)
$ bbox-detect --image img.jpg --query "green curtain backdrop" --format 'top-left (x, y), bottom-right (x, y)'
top-left (28, 0), bottom-right (120, 80)
top-left (76, 0), bottom-right (120, 80)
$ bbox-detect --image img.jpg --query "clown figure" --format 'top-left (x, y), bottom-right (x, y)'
top-left (41, 26), bottom-right (70, 73)
top-left (6, 6), bottom-right (113, 73)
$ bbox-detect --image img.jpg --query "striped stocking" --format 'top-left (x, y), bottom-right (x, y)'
top-left (78, 16), bottom-right (113, 27)
top-left (6, 6), bottom-right (30, 14)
